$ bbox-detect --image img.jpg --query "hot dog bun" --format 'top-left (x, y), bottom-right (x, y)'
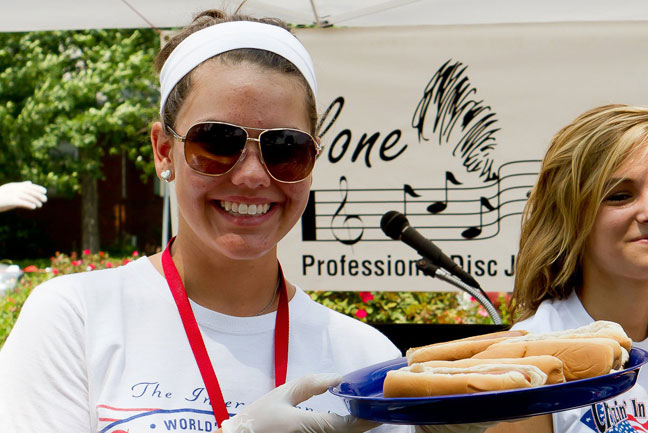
top-left (406, 330), bottom-right (529, 364)
top-left (417, 355), bottom-right (565, 384)
top-left (499, 320), bottom-right (632, 352)
top-left (383, 363), bottom-right (547, 398)
top-left (472, 337), bottom-right (622, 381)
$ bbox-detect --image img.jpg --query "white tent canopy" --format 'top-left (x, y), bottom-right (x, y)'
top-left (2, 0), bottom-right (648, 32)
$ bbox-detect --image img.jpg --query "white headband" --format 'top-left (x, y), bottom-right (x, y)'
top-left (159, 21), bottom-right (317, 116)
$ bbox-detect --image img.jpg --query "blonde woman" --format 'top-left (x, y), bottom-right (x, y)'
top-left (488, 104), bottom-right (648, 433)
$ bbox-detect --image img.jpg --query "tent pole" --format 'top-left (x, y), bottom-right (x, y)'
top-left (309, 0), bottom-right (323, 27)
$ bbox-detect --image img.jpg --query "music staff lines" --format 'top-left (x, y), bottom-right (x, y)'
top-left (309, 172), bottom-right (539, 195)
top-left (319, 214), bottom-right (525, 242)
top-left (312, 185), bottom-right (532, 209)
top-left (300, 160), bottom-right (542, 244)
top-left (315, 196), bottom-right (530, 220)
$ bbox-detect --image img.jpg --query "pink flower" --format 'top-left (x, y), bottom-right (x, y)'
top-left (52, 268), bottom-right (59, 275)
top-left (355, 309), bottom-right (367, 319)
top-left (122, 259), bottom-right (132, 265)
top-left (83, 249), bottom-right (90, 255)
top-left (72, 260), bottom-right (82, 266)
top-left (23, 265), bottom-right (39, 273)
top-left (132, 250), bottom-right (139, 257)
top-left (105, 262), bottom-right (114, 268)
top-left (87, 264), bottom-right (96, 270)
top-left (478, 308), bottom-right (488, 317)
top-left (359, 292), bottom-right (374, 303)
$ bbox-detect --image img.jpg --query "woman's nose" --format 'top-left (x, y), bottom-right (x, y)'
top-left (229, 141), bottom-right (272, 188)
top-left (638, 189), bottom-right (648, 223)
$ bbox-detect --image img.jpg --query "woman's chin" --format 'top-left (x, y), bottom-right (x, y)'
top-left (213, 235), bottom-right (277, 261)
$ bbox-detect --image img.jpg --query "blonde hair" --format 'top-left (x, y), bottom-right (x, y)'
top-left (511, 104), bottom-right (648, 321)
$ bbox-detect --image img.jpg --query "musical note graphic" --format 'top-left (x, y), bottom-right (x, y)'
top-left (403, 184), bottom-right (420, 216)
top-left (301, 160), bottom-right (541, 243)
top-left (461, 196), bottom-right (497, 239)
top-left (427, 171), bottom-right (462, 214)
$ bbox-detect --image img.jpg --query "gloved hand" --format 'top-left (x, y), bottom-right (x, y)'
top-left (220, 373), bottom-right (378, 433)
top-left (0, 181), bottom-right (48, 212)
top-left (416, 421), bottom-right (499, 433)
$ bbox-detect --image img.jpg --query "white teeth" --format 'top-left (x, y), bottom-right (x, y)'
top-left (220, 200), bottom-right (271, 216)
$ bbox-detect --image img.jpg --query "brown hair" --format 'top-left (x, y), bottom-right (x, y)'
top-left (155, 9), bottom-right (318, 134)
top-left (511, 104), bottom-right (648, 321)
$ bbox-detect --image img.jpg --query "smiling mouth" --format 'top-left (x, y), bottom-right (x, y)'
top-left (219, 200), bottom-right (271, 216)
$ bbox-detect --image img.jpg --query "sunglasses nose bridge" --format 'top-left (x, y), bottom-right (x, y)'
top-left (233, 138), bottom-right (272, 180)
top-left (241, 136), bottom-right (265, 162)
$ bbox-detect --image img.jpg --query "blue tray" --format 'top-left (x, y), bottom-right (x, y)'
top-left (330, 347), bottom-right (648, 425)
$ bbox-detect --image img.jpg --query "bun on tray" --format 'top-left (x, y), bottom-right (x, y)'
top-left (406, 330), bottom-right (529, 364)
top-left (383, 362), bottom-right (547, 398)
top-left (473, 337), bottom-right (625, 381)
top-left (385, 321), bottom-right (632, 397)
top-left (418, 355), bottom-right (565, 384)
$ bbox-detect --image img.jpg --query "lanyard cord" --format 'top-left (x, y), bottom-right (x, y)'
top-left (161, 237), bottom-right (289, 427)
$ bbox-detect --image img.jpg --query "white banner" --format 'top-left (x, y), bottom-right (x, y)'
top-left (276, 22), bottom-right (648, 292)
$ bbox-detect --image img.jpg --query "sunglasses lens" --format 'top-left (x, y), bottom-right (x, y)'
top-left (260, 129), bottom-right (317, 182)
top-left (184, 123), bottom-right (247, 175)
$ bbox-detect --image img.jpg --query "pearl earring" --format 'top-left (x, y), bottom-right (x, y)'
top-left (160, 169), bottom-right (172, 183)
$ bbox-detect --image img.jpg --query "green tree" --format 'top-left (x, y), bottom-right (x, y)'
top-left (0, 29), bottom-right (160, 252)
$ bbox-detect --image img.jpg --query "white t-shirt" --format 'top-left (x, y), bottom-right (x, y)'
top-left (512, 290), bottom-right (648, 433)
top-left (0, 257), bottom-right (411, 433)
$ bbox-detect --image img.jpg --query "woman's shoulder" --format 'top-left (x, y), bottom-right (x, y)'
top-left (8, 257), bottom-right (167, 346)
top-left (512, 290), bottom-right (590, 333)
top-left (27, 257), bottom-right (161, 308)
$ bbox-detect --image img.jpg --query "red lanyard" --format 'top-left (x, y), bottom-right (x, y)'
top-left (161, 237), bottom-right (289, 427)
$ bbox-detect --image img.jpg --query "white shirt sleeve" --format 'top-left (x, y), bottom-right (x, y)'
top-left (0, 280), bottom-right (91, 432)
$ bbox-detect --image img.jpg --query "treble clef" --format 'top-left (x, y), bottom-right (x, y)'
top-left (330, 176), bottom-right (364, 245)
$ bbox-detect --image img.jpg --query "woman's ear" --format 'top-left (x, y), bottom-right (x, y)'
top-left (314, 135), bottom-right (323, 160)
top-left (151, 121), bottom-right (175, 180)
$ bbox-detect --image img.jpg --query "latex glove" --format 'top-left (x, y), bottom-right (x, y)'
top-left (0, 181), bottom-right (48, 212)
top-left (221, 373), bottom-right (378, 433)
top-left (416, 422), bottom-right (499, 433)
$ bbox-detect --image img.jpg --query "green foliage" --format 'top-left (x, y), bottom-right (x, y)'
top-left (308, 290), bottom-right (512, 325)
top-left (0, 29), bottom-right (160, 190)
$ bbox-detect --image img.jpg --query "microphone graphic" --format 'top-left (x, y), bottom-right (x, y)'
top-left (380, 210), bottom-right (481, 289)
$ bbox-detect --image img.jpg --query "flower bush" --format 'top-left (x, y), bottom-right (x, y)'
top-left (308, 290), bottom-right (512, 325)
top-left (0, 251), bottom-right (512, 347)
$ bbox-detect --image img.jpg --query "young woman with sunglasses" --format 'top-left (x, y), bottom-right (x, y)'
top-left (485, 104), bottom-right (648, 433)
top-left (0, 9), bottom-right (500, 433)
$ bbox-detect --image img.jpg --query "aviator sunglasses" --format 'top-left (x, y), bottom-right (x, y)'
top-left (166, 121), bottom-right (321, 183)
